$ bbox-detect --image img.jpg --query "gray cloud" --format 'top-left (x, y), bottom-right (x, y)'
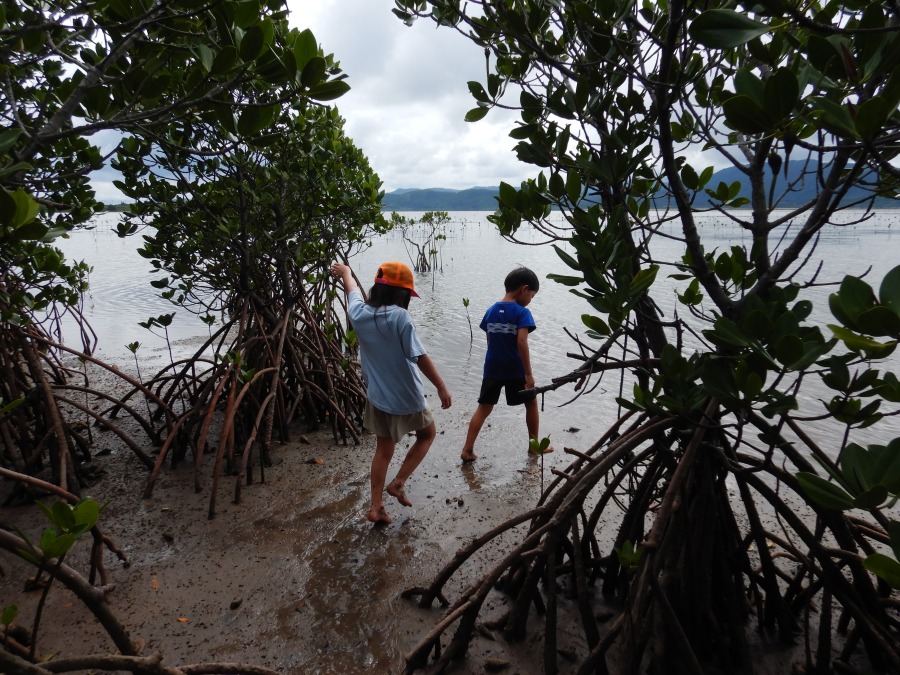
top-left (92, 0), bottom-right (534, 202)
top-left (289, 0), bottom-right (533, 191)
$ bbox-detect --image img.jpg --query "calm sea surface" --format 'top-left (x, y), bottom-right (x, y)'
top-left (54, 210), bottom-right (900, 454)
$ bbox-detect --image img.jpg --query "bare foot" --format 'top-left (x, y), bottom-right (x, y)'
top-left (386, 480), bottom-right (413, 507)
top-left (367, 505), bottom-right (393, 524)
top-left (460, 449), bottom-right (478, 463)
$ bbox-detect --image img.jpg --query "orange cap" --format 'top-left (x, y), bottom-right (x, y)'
top-left (374, 261), bottom-right (419, 297)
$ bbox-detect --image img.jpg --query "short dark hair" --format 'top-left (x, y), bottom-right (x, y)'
top-left (504, 267), bottom-right (539, 293)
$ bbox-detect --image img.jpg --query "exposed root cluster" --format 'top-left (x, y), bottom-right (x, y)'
top-left (403, 403), bottom-right (900, 674)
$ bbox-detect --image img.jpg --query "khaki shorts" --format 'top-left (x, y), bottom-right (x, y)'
top-left (363, 401), bottom-right (434, 443)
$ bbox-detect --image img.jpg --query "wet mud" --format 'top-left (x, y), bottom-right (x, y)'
top-left (1, 404), bottom-right (580, 674)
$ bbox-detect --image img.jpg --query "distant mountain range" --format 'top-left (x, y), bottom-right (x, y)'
top-left (707, 163), bottom-right (898, 209)
top-left (381, 186), bottom-right (500, 211)
top-left (382, 163), bottom-right (898, 211)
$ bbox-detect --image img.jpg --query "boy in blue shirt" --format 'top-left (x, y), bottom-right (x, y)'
top-left (461, 267), bottom-right (551, 462)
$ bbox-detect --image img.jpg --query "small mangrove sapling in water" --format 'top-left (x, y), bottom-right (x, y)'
top-left (138, 312), bottom-right (177, 369)
top-left (463, 298), bottom-right (473, 349)
top-left (126, 341), bottom-right (154, 422)
top-left (529, 435), bottom-right (552, 492)
top-left (17, 497), bottom-right (105, 658)
top-left (77, 356), bottom-right (94, 444)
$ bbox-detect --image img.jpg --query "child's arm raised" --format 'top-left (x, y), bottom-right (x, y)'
top-left (416, 354), bottom-right (452, 409)
top-left (330, 263), bottom-right (359, 293)
top-left (517, 327), bottom-right (535, 390)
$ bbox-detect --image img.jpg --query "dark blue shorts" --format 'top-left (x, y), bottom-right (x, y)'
top-left (477, 377), bottom-right (536, 406)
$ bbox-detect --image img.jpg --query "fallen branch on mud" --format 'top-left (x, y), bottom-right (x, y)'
top-left (0, 649), bottom-right (283, 675)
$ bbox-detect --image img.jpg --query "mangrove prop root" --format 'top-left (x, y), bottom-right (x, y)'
top-left (130, 283), bottom-right (370, 506)
top-left (11, 651), bottom-right (284, 675)
top-left (403, 407), bottom-right (900, 674)
top-left (402, 505), bottom-right (547, 608)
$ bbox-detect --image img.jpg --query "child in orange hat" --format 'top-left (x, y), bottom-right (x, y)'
top-left (330, 260), bottom-right (452, 524)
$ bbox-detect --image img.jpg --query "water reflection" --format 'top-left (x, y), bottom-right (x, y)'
top-left (54, 213), bottom-right (213, 367)
top-left (55, 210), bottom-right (900, 454)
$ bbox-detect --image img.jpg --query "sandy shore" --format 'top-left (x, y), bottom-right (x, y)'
top-left (1, 377), bottom-right (585, 674)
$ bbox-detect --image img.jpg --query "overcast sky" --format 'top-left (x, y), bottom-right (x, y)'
top-left (287, 0), bottom-right (532, 193)
top-left (91, 1), bottom-right (534, 202)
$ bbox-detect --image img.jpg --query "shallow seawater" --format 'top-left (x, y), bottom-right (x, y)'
top-left (55, 209), bottom-right (900, 452)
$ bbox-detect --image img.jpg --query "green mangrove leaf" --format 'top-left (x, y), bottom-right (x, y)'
top-left (0, 161), bottom-right (32, 180)
top-left (293, 28), bottom-right (318, 71)
top-left (805, 34), bottom-right (844, 79)
top-left (828, 324), bottom-right (896, 359)
top-left (796, 472), bottom-right (855, 510)
top-left (233, 0), bottom-right (262, 27)
top-left (853, 484), bottom-right (888, 509)
top-left (73, 498), bottom-right (101, 530)
top-left (581, 314), bottom-right (610, 336)
top-left (681, 164), bottom-right (699, 190)
top-left (553, 244), bottom-right (580, 271)
top-left (862, 553), bottom-right (900, 589)
top-left (1, 188), bottom-right (40, 228)
top-left (546, 273), bottom-right (582, 286)
top-left (239, 24), bottom-right (265, 61)
top-left (841, 443), bottom-right (870, 493)
top-left (629, 265), bottom-right (658, 297)
top-left (50, 501), bottom-right (76, 530)
top-left (764, 68), bottom-right (799, 121)
top-left (43, 532), bottom-right (76, 559)
top-left (0, 127), bottom-right (23, 154)
top-left (723, 95), bottom-right (772, 134)
top-left (837, 275), bottom-right (877, 321)
top-left (709, 316), bottom-right (750, 348)
top-left (879, 265), bottom-right (900, 314)
top-left (890, 520), bottom-right (900, 560)
top-left (690, 10), bottom-right (770, 49)
top-left (793, 299), bottom-right (813, 321)
top-left (810, 96), bottom-right (858, 138)
top-left (856, 305), bottom-right (900, 338)
top-left (196, 45), bottom-right (214, 73)
top-left (465, 106), bottom-right (489, 122)
top-left (300, 56), bottom-right (326, 87)
top-left (735, 68), bottom-right (764, 105)
top-left (211, 45), bottom-right (238, 75)
top-left (0, 396), bottom-right (24, 415)
top-left (871, 442), bottom-right (900, 493)
top-left (854, 96), bottom-right (890, 139)
top-left (774, 334), bottom-right (803, 366)
top-left (307, 80), bottom-right (350, 102)
top-left (467, 80), bottom-right (489, 103)
top-left (1, 604), bottom-right (18, 626)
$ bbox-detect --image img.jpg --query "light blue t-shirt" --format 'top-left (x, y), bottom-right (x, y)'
top-left (347, 289), bottom-right (427, 415)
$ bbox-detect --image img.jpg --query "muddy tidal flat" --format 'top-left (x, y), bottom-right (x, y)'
top-left (1, 388), bottom-right (577, 674)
